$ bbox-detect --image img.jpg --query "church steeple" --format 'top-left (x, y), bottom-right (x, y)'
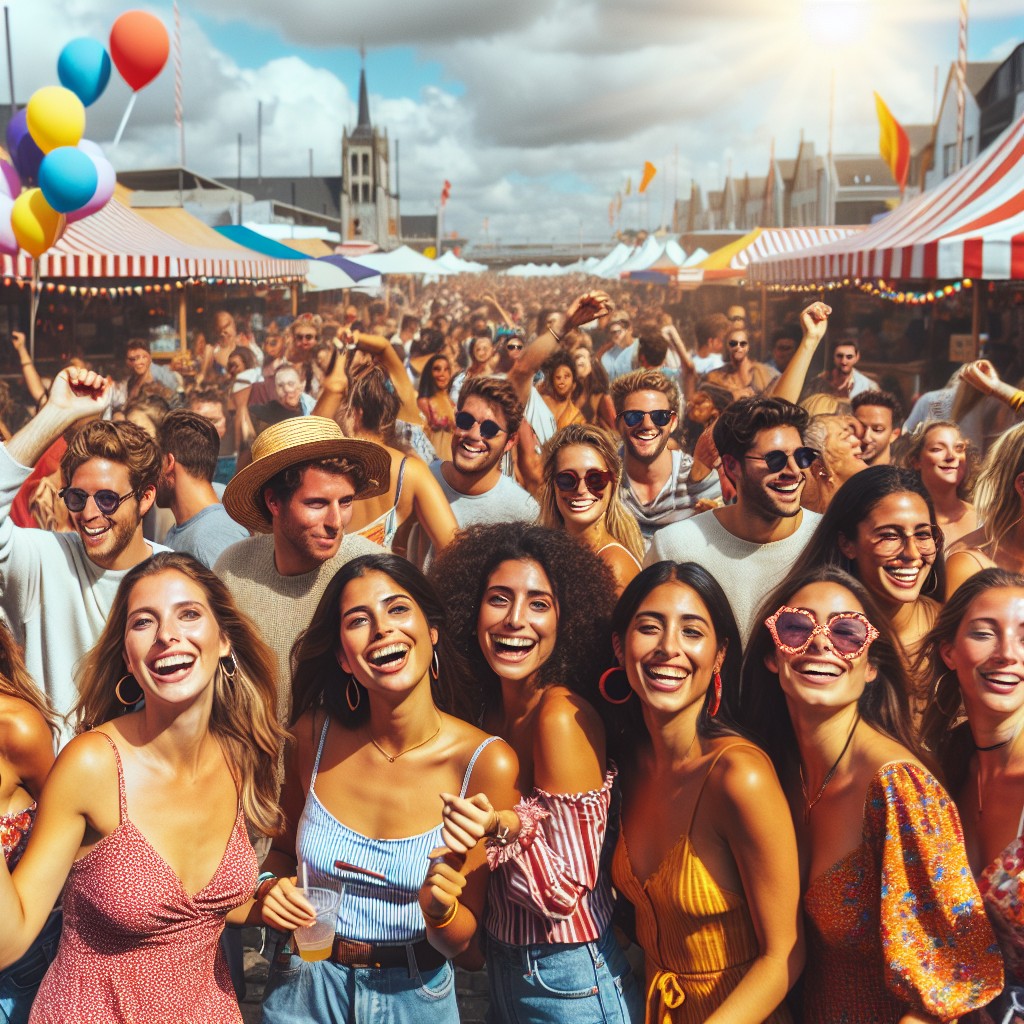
top-left (356, 46), bottom-right (372, 134)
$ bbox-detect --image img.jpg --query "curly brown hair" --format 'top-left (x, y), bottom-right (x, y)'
top-left (60, 419), bottom-right (162, 494)
top-left (429, 523), bottom-right (616, 715)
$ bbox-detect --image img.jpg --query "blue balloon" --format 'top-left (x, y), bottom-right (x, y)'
top-left (39, 146), bottom-right (99, 213)
top-left (57, 38), bottom-right (111, 107)
top-left (5, 109), bottom-right (43, 186)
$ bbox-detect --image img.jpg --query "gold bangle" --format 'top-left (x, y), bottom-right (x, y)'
top-left (1010, 390), bottom-right (1024, 412)
top-left (425, 900), bottom-right (459, 930)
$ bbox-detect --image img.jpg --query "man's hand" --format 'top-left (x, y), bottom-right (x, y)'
top-left (799, 301), bottom-right (832, 347)
top-left (564, 291), bottom-right (612, 333)
top-left (48, 367), bottom-right (112, 417)
top-left (10, 331), bottom-right (26, 353)
top-left (962, 359), bottom-right (1000, 396)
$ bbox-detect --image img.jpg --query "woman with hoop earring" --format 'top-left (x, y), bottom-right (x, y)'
top-left (603, 561), bottom-right (802, 1024)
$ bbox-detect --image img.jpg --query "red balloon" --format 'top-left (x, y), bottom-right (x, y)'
top-left (109, 11), bottom-right (169, 92)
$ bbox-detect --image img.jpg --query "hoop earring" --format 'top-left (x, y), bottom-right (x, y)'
top-left (115, 674), bottom-right (143, 707)
top-left (220, 652), bottom-right (237, 682)
top-left (921, 565), bottom-right (939, 598)
top-left (708, 672), bottom-right (722, 718)
top-left (430, 647), bottom-right (440, 681)
top-left (345, 675), bottom-right (361, 712)
top-left (933, 670), bottom-right (962, 718)
top-left (598, 666), bottom-right (632, 705)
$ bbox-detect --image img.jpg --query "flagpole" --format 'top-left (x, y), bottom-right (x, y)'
top-left (955, 0), bottom-right (968, 172)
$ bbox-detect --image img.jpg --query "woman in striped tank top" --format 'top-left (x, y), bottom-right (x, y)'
top-left (258, 553), bottom-right (518, 1024)
top-left (432, 523), bottom-right (642, 1024)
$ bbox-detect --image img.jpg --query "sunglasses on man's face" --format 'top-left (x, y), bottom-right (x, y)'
top-left (765, 606), bottom-right (879, 661)
top-left (59, 487), bottom-right (137, 515)
top-left (295, 332), bottom-right (318, 341)
top-left (505, 342), bottom-right (524, 352)
top-left (744, 447), bottom-right (819, 473)
top-left (554, 468), bottom-right (616, 496)
top-left (728, 339), bottom-right (749, 348)
top-left (454, 411), bottom-right (506, 439)
top-left (617, 409), bottom-right (674, 428)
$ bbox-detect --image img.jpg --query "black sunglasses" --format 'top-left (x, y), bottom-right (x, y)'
top-left (728, 339), bottom-right (749, 348)
top-left (744, 447), bottom-right (819, 473)
top-left (617, 409), bottom-right (674, 428)
top-left (554, 468), bottom-right (616, 495)
top-left (505, 342), bottom-right (524, 352)
top-left (454, 411), bottom-right (506, 439)
top-left (59, 487), bottom-right (137, 515)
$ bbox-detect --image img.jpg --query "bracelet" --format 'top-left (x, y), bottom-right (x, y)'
top-left (1009, 389), bottom-right (1024, 412)
top-left (425, 900), bottom-right (459, 930)
top-left (546, 325), bottom-right (563, 344)
top-left (254, 871), bottom-right (278, 902)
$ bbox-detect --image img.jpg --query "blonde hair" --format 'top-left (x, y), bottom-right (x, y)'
top-left (73, 553), bottom-right (285, 836)
top-left (0, 621), bottom-right (58, 741)
top-left (973, 421), bottom-right (1024, 556)
top-left (800, 392), bottom-right (852, 417)
top-left (609, 368), bottom-right (680, 417)
top-left (539, 423), bottom-right (644, 564)
top-left (899, 420), bottom-right (977, 501)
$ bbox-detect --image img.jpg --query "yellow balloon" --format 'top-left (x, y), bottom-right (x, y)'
top-left (11, 188), bottom-right (66, 258)
top-left (26, 86), bottom-right (86, 154)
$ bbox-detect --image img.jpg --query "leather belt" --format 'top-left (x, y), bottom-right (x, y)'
top-left (330, 937), bottom-right (446, 972)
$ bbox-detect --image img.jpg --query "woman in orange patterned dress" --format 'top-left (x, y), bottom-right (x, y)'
top-left (737, 565), bottom-right (1003, 1024)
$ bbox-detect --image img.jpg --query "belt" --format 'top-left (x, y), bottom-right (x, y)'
top-left (330, 937), bottom-right (447, 972)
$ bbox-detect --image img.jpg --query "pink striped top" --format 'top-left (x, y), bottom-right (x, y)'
top-left (485, 767), bottom-right (616, 945)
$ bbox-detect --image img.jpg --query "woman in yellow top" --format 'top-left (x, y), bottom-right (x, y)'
top-left (417, 354), bottom-right (457, 461)
top-left (539, 352), bottom-right (585, 431)
top-left (603, 561), bottom-right (802, 1024)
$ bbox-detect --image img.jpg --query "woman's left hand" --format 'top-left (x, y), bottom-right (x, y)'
top-left (420, 847), bottom-right (468, 923)
top-left (439, 791), bottom-right (495, 855)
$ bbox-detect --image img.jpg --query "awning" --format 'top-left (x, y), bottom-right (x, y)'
top-left (214, 225), bottom-right (311, 261)
top-left (355, 245), bottom-right (453, 276)
top-left (318, 254), bottom-right (383, 283)
top-left (3, 192), bottom-right (304, 281)
top-left (751, 110), bottom-right (1024, 284)
top-left (282, 237), bottom-right (336, 258)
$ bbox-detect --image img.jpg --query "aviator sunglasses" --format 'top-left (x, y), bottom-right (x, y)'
top-left (617, 409), bottom-right (674, 428)
top-left (454, 411), bottom-right (506, 439)
top-left (59, 487), bottom-right (137, 515)
top-left (554, 468), bottom-right (616, 496)
top-left (765, 606), bottom-right (879, 661)
top-left (744, 447), bottom-right (819, 473)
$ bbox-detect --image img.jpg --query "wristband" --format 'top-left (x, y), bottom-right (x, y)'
top-left (425, 900), bottom-right (459, 930)
top-left (547, 325), bottom-right (563, 344)
top-left (254, 871), bottom-right (278, 902)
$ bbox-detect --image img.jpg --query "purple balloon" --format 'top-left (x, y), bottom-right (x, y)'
top-left (0, 194), bottom-right (17, 255)
top-left (5, 109), bottom-right (43, 186)
top-left (65, 146), bottom-right (115, 223)
top-left (0, 159), bottom-right (19, 200)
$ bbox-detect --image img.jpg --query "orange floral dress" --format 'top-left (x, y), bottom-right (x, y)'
top-left (803, 761), bottom-right (1003, 1024)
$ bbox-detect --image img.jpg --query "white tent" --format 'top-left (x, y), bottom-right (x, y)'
top-left (304, 259), bottom-right (382, 292)
top-left (590, 243), bottom-right (632, 278)
top-left (436, 250), bottom-right (488, 273)
top-left (353, 245), bottom-right (454, 275)
top-left (616, 236), bottom-right (666, 274)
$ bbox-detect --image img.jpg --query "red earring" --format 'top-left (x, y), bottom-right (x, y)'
top-left (708, 671), bottom-right (722, 717)
top-left (598, 667), bottom-right (632, 705)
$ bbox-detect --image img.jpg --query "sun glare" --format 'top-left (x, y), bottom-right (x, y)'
top-left (802, 0), bottom-right (871, 48)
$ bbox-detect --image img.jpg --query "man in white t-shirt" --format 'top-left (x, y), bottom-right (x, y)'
top-left (646, 396), bottom-right (822, 639)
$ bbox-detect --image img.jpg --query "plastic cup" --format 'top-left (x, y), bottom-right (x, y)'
top-left (293, 885), bottom-right (342, 962)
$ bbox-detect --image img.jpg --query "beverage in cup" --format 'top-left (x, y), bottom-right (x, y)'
top-left (293, 885), bottom-right (342, 962)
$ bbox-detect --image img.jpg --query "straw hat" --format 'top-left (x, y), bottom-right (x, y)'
top-left (223, 416), bottom-right (390, 534)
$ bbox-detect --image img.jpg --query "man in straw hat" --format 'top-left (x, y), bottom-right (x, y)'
top-left (215, 415), bottom-right (389, 720)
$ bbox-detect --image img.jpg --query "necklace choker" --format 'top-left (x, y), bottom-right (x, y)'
top-left (976, 737), bottom-right (1012, 752)
top-left (799, 713), bottom-right (859, 824)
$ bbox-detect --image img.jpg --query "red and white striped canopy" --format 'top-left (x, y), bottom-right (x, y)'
top-left (4, 194), bottom-right (304, 281)
top-left (750, 110), bottom-right (1024, 285)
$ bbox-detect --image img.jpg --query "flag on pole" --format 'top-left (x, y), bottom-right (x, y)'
top-left (624, 177), bottom-right (632, 196)
top-left (638, 161), bottom-right (657, 194)
top-left (440, 180), bottom-right (452, 207)
top-left (874, 93), bottom-right (910, 193)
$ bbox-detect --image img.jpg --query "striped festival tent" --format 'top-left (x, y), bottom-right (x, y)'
top-left (749, 109), bottom-right (1024, 285)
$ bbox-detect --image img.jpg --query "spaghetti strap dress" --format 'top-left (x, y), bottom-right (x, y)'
top-left (29, 733), bottom-right (256, 1024)
top-left (613, 742), bottom-right (792, 1024)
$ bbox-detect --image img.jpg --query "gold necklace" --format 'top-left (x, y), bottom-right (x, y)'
top-left (799, 714), bottom-right (859, 824)
top-left (369, 715), bottom-right (442, 763)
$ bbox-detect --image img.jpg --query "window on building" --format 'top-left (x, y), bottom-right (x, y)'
top-left (362, 153), bottom-right (369, 175)
top-left (350, 153), bottom-right (358, 177)
top-left (965, 136), bottom-right (974, 161)
top-left (943, 142), bottom-right (957, 177)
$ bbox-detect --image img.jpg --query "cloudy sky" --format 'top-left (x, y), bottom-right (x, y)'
top-left (6, 0), bottom-right (1023, 245)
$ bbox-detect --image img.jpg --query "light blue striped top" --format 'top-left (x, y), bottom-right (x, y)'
top-left (296, 718), bottom-right (497, 943)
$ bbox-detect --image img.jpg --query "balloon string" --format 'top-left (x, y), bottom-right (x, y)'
top-left (29, 263), bottom-right (40, 361)
top-left (112, 92), bottom-right (138, 147)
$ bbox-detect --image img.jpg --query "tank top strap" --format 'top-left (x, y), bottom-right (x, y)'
top-left (1017, 802), bottom-right (1024, 839)
top-left (94, 731), bottom-right (128, 824)
top-left (309, 717), bottom-right (331, 791)
top-left (394, 456), bottom-right (409, 502)
top-left (459, 736), bottom-right (500, 798)
top-left (686, 742), bottom-right (769, 836)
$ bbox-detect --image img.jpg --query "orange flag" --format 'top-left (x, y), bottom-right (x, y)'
top-left (638, 161), bottom-right (657, 194)
top-left (874, 93), bottom-right (910, 193)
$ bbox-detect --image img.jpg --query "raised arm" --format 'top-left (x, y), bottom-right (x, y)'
top-left (961, 359), bottom-right (1024, 418)
top-left (349, 330), bottom-right (422, 425)
top-left (404, 458), bottom-right (459, 554)
top-left (767, 302), bottom-right (831, 404)
top-left (310, 346), bottom-right (349, 423)
top-left (481, 293), bottom-right (514, 330)
top-left (11, 332), bottom-right (47, 408)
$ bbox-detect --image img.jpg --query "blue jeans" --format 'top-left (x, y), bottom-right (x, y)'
top-left (261, 946), bottom-right (459, 1024)
top-left (485, 926), bottom-right (641, 1024)
top-left (0, 910), bottom-right (62, 1024)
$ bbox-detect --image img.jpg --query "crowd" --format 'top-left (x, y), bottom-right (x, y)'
top-left (0, 278), bottom-right (1022, 1024)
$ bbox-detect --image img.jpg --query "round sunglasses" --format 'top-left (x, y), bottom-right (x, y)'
top-left (765, 606), bottom-right (879, 661)
top-left (744, 447), bottom-right (819, 473)
top-left (554, 468), bottom-right (616, 496)
top-left (59, 487), bottom-right (137, 515)
top-left (617, 409), bottom-right (674, 428)
top-left (454, 410), bottom-right (506, 439)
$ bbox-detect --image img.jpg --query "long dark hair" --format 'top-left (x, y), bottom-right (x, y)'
top-left (417, 353), bottom-right (453, 400)
top-left (918, 568), bottom-right (1024, 790)
top-left (290, 554), bottom-right (475, 728)
top-left (736, 565), bottom-right (928, 777)
top-left (601, 562), bottom-right (747, 769)
top-left (430, 523), bottom-right (616, 716)
top-left (787, 464), bottom-right (945, 599)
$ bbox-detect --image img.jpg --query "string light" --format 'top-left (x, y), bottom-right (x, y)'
top-left (763, 276), bottom-right (974, 305)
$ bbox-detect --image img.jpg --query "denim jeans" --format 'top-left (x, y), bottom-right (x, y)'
top-left (485, 926), bottom-right (641, 1024)
top-left (261, 946), bottom-right (459, 1024)
top-left (0, 911), bottom-right (62, 1024)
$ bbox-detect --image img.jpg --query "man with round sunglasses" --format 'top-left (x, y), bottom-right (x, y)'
top-left (705, 327), bottom-right (779, 401)
top-left (611, 369), bottom-right (721, 547)
top-left (646, 396), bottom-right (822, 640)
top-left (0, 366), bottom-right (167, 725)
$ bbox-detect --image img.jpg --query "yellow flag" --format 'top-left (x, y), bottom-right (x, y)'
top-left (639, 161), bottom-right (657, 194)
top-left (625, 177), bottom-right (632, 196)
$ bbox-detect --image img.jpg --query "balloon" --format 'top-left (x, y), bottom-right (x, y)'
top-left (65, 143), bottom-right (115, 223)
top-left (6, 109), bottom-right (43, 186)
top-left (11, 188), bottom-right (66, 258)
top-left (57, 38), bottom-right (112, 107)
top-left (0, 195), bottom-right (16, 256)
top-left (26, 86), bottom-right (85, 154)
top-left (39, 147), bottom-right (98, 213)
top-left (0, 159), bottom-right (19, 200)
top-left (109, 11), bottom-right (169, 92)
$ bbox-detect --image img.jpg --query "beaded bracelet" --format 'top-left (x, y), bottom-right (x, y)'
top-left (425, 900), bottom-right (459, 930)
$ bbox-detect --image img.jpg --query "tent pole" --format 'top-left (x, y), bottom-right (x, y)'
top-left (971, 282), bottom-right (981, 358)
top-left (178, 288), bottom-right (188, 353)
top-left (760, 283), bottom-right (767, 352)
